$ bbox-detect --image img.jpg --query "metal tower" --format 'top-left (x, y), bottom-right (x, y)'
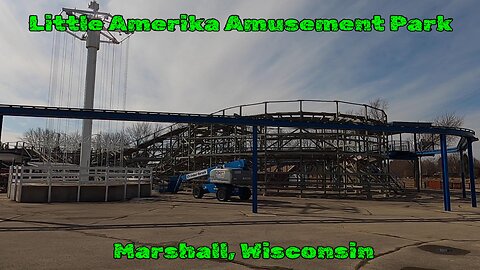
top-left (62, 1), bottom-right (131, 180)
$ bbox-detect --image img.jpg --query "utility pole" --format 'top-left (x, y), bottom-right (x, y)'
top-left (62, 1), bottom-right (131, 181)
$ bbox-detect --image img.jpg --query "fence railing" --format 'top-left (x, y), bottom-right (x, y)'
top-left (7, 165), bottom-right (152, 202)
top-left (210, 100), bottom-right (388, 123)
top-left (1, 141), bottom-right (30, 150)
top-left (388, 140), bottom-right (411, 152)
top-left (131, 100), bottom-right (388, 149)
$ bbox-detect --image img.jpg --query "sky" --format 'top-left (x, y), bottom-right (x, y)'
top-left (0, 0), bottom-right (479, 155)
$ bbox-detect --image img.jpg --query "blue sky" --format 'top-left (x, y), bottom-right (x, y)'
top-left (0, 0), bottom-right (479, 155)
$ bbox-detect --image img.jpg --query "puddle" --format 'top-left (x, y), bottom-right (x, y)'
top-left (401, 267), bottom-right (438, 270)
top-left (418, 244), bottom-right (470, 256)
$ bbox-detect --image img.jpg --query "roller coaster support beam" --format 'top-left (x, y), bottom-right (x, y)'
top-left (252, 126), bottom-right (258, 213)
top-left (467, 139), bottom-right (477, 207)
top-left (440, 134), bottom-right (451, 211)
top-left (0, 114), bottom-right (3, 144)
top-left (414, 133), bottom-right (421, 192)
top-left (460, 150), bottom-right (466, 199)
top-left (0, 104), bottom-right (476, 139)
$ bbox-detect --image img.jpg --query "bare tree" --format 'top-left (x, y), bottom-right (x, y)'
top-left (390, 160), bottom-right (414, 178)
top-left (93, 131), bottom-right (129, 151)
top-left (126, 122), bottom-right (164, 146)
top-left (368, 98), bottom-right (388, 121)
top-left (60, 132), bottom-right (81, 152)
top-left (411, 112), bottom-right (465, 189)
top-left (417, 112), bottom-right (464, 150)
top-left (446, 153), bottom-right (462, 175)
top-left (421, 158), bottom-right (437, 176)
top-left (126, 122), bottom-right (153, 146)
top-left (433, 112), bottom-right (464, 128)
top-left (23, 128), bottom-right (59, 150)
top-left (23, 128), bottom-right (83, 152)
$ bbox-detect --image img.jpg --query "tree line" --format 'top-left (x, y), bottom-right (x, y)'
top-left (21, 122), bottom-right (164, 152)
top-left (390, 155), bottom-right (480, 178)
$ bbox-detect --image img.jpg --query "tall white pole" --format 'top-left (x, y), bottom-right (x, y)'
top-left (63, 1), bottom-right (130, 181)
top-left (79, 29), bottom-right (100, 181)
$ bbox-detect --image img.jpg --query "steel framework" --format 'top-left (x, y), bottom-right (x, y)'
top-left (126, 100), bottom-right (404, 197)
top-left (0, 100), bottom-right (477, 211)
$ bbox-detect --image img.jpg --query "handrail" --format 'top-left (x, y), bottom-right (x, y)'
top-left (210, 99), bottom-right (386, 119)
top-left (132, 99), bottom-right (389, 145)
top-left (8, 165), bottom-right (152, 184)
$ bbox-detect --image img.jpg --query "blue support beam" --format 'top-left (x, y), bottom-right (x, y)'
top-left (0, 104), bottom-right (476, 138)
top-left (440, 134), bottom-right (451, 211)
top-left (0, 114), bottom-right (3, 143)
top-left (252, 126), bottom-right (258, 213)
top-left (460, 151), bottom-right (466, 199)
top-left (414, 133), bottom-right (421, 192)
top-left (416, 147), bottom-right (459, 156)
top-left (467, 139), bottom-right (477, 207)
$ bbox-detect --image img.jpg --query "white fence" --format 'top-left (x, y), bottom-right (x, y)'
top-left (7, 165), bottom-right (152, 202)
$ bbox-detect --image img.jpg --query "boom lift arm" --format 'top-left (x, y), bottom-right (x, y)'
top-left (172, 159), bottom-right (252, 202)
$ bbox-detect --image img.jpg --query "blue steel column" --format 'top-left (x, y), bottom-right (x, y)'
top-left (440, 134), bottom-right (451, 211)
top-left (0, 115), bottom-right (3, 143)
top-left (414, 133), bottom-right (421, 192)
top-left (467, 139), bottom-right (477, 207)
top-left (460, 151), bottom-right (466, 199)
top-left (252, 126), bottom-right (258, 213)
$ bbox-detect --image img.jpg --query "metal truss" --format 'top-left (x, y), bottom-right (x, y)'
top-left (126, 100), bottom-right (405, 197)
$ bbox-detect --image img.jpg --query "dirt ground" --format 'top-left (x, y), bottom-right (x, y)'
top-left (0, 190), bottom-right (479, 270)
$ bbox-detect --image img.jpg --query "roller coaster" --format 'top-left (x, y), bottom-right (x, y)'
top-left (125, 100), bottom-right (399, 198)
top-left (0, 99), bottom-right (477, 211)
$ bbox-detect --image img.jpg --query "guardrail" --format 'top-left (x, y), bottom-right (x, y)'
top-left (389, 140), bottom-right (411, 152)
top-left (7, 165), bottom-right (152, 202)
top-left (210, 100), bottom-right (388, 123)
top-left (131, 100), bottom-right (388, 147)
top-left (1, 141), bottom-right (29, 150)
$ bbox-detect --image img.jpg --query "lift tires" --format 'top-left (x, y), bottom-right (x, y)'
top-left (216, 187), bottom-right (231, 202)
top-left (238, 187), bottom-right (251, 201)
top-left (192, 186), bottom-right (204, 199)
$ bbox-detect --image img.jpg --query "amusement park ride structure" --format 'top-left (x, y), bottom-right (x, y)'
top-left (59, 1), bottom-right (132, 181)
top-left (0, 99), bottom-right (477, 213)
